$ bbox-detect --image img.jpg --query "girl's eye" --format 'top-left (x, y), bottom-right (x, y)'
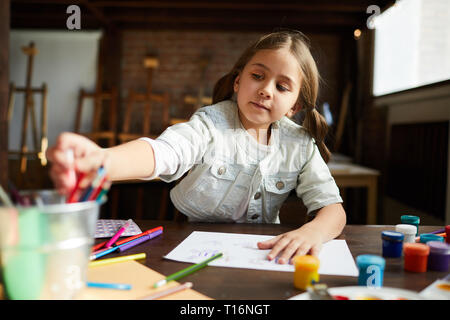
top-left (276, 84), bottom-right (289, 92)
top-left (251, 73), bottom-right (263, 80)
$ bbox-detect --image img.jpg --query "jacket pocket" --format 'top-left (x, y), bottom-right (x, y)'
top-left (184, 163), bottom-right (251, 217)
top-left (263, 173), bottom-right (298, 222)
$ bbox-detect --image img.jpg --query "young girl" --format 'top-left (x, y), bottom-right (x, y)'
top-left (47, 30), bottom-right (346, 264)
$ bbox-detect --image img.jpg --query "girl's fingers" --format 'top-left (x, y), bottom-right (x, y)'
top-left (54, 132), bottom-right (98, 152)
top-left (257, 235), bottom-right (281, 250)
top-left (294, 243), bottom-right (313, 257)
top-left (74, 149), bottom-right (108, 175)
top-left (308, 243), bottom-right (322, 257)
top-left (276, 240), bottom-right (299, 264)
top-left (266, 236), bottom-right (291, 261)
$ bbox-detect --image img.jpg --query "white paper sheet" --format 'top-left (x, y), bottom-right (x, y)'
top-left (164, 231), bottom-right (359, 277)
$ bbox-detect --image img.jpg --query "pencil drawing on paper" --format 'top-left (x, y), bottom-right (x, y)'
top-left (164, 231), bottom-right (359, 276)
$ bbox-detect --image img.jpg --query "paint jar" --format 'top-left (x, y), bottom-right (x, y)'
top-left (403, 243), bottom-right (430, 273)
top-left (445, 225), bottom-right (450, 244)
top-left (419, 233), bottom-right (444, 244)
top-left (395, 224), bottom-right (417, 243)
top-left (356, 255), bottom-right (385, 287)
top-left (400, 215), bottom-right (420, 236)
top-left (293, 255), bottom-right (320, 290)
top-left (427, 241), bottom-right (449, 272)
top-left (381, 231), bottom-right (404, 258)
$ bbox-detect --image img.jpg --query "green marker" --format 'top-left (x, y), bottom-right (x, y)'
top-left (154, 252), bottom-right (223, 288)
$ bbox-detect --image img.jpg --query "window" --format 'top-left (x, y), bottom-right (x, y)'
top-left (373, 0), bottom-right (450, 96)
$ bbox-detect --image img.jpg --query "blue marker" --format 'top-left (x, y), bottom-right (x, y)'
top-left (86, 282), bottom-right (132, 290)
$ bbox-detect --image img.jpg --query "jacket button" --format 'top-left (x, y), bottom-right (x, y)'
top-left (254, 192), bottom-right (261, 200)
top-left (276, 181), bottom-right (285, 190)
top-left (251, 214), bottom-right (259, 220)
top-left (217, 166), bottom-right (226, 175)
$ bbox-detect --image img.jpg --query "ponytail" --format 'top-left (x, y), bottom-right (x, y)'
top-left (302, 107), bottom-right (331, 163)
top-left (212, 72), bottom-right (236, 104)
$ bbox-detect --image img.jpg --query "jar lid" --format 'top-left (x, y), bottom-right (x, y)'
top-left (293, 255), bottom-right (320, 271)
top-left (395, 224), bottom-right (417, 235)
top-left (381, 230), bottom-right (404, 241)
top-left (356, 254), bottom-right (386, 269)
top-left (427, 241), bottom-right (450, 254)
top-left (401, 215), bottom-right (420, 224)
top-left (419, 233), bottom-right (444, 244)
top-left (403, 243), bottom-right (430, 256)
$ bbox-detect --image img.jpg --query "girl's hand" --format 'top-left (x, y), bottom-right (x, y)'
top-left (257, 223), bottom-right (324, 264)
top-left (46, 132), bottom-right (109, 195)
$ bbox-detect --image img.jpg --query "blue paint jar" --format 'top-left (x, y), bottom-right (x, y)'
top-left (400, 215), bottom-right (420, 236)
top-left (419, 233), bottom-right (445, 244)
top-left (356, 255), bottom-right (385, 287)
top-left (381, 231), bottom-right (404, 258)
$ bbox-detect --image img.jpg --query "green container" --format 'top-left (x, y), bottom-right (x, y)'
top-left (0, 190), bottom-right (102, 300)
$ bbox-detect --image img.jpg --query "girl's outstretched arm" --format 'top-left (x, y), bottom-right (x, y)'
top-left (46, 132), bottom-right (156, 194)
top-left (256, 203), bottom-right (346, 264)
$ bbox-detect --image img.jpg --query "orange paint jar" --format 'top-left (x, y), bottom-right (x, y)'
top-left (403, 243), bottom-right (430, 273)
top-left (293, 255), bottom-right (320, 290)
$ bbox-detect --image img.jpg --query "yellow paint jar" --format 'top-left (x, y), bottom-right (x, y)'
top-left (293, 255), bottom-right (320, 290)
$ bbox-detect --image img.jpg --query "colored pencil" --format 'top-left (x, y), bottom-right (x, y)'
top-left (88, 253), bottom-right (146, 267)
top-left (79, 166), bottom-right (106, 202)
top-left (86, 282), bottom-right (132, 290)
top-left (88, 175), bottom-right (108, 201)
top-left (67, 172), bottom-right (86, 203)
top-left (153, 252), bottom-right (223, 288)
top-left (96, 180), bottom-right (112, 203)
top-left (8, 181), bottom-right (26, 205)
top-left (89, 244), bottom-right (120, 260)
top-left (430, 228), bottom-right (445, 234)
top-left (91, 226), bottom-right (163, 252)
top-left (141, 282), bottom-right (193, 300)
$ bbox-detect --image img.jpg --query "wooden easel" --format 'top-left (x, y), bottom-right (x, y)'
top-left (74, 37), bottom-right (118, 147)
top-left (8, 42), bottom-right (48, 183)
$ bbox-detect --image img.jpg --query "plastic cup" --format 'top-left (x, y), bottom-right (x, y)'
top-left (0, 190), bottom-right (103, 300)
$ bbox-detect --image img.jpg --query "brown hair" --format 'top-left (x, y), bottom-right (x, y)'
top-left (212, 30), bottom-right (331, 163)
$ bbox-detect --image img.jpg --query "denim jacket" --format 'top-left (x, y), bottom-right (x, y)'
top-left (144, 100), bottom-right (342, 223)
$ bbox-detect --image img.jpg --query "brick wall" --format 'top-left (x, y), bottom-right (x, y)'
top-left (120, 30), bottom-right (343, 135)
top-left (121, 31), bottom-right (260, 134)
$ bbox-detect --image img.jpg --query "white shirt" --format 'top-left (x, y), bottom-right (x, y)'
top-left (139, 100), bottom-right (342, 223)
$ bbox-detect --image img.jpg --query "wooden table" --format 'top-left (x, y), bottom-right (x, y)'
top-left (98, 221), bottom-right (447, 300)
top-left (328, 161), bottom-right (380, 225)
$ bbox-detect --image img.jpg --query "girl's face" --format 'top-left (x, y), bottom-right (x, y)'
top-left (234, 47), bottom-right (302, 131)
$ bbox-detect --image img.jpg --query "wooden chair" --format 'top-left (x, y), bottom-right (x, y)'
top-left (74, 86), bottom-right (118, 147)
top-left (74, 37), bottom-right (118, 147)
top-left (112, 56), bottom-right (172, 220)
